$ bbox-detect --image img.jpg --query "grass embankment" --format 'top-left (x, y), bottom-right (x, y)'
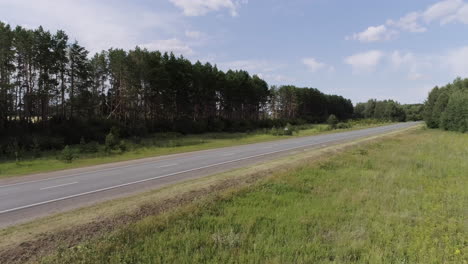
top-left (0, 120), bottom-right (386, 178)
top-left (39, 128), bottom-right (467, 263)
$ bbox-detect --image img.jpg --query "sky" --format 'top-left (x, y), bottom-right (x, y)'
top-left (1, 0), bottom-right (468, 104)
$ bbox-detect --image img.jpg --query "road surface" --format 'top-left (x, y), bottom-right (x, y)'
top-left (0, 122), bottom-right (420, 227)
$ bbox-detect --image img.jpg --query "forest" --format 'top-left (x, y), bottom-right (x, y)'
top-left (0, 22), bottom-right (355, 153)
top-left (354, 99), bottom-right (410, 122)
top-left (423, 77), bottom-right (468, 133)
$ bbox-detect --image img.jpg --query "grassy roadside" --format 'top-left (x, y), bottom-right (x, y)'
top-left (37, 128), bottom-right (468, 264)
top-left (0, 121), bottom-right (389, 178)
top-left (0, 124), bottom-right (414, 264)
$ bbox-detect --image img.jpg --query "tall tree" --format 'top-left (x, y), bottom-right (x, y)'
top-left (33, 26), bottom-right (56, 123)
top-left (0, 22), bottom-right (15, 128)
top-left (68, 41), bottom-right (90, 118)
top-left (424, 77), bottom-right (468, 132)
top-left (52, 30), bottom-right (69, 118)
top-left (13, 26), bottom-right (35, 123)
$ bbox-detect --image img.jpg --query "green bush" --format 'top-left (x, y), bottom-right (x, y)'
top-left (41, 136), bottom-right (65, 150)
top-left (440, 90), bottom-right (468, 132)
top-left (110, 126), bottom-right (121, 138)
top-left (336, 122), bottom-right (352, 129)
top-left (79, 137), bottom-right (87, 153)
top-left (269, 127), bottom-right (280, 136)
top-left (267, 124), bottom-right (299, 136)
top-left (31, 137), bottom-right (41, 158)
top-left (283, 123), bottom-right (298, 136)
top-left (80, 141), bottom-right (99, 153)
top-left (105, 132), bottom-right (119, 153)
top-left (283, 124), bottom-right (293, 136)
top-left (327, 114), bottom-right (339, 129)
top-left (79, 137), bottom-right (100, 153)
top-left (7, 138), bottom-right (22, 162)
top-left (118, 140), bottom-right (128, 153)
top-left (349, 118), bottom-right (383, 126)
top-left (131, 136), bottom-right (142, 144)
top-left (210, 119), bottom-right (226, 132)
top-left (60, 145), bottom-right (76, 163)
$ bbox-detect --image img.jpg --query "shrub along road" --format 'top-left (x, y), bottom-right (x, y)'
top-left (0, 122), bottom-right (420, 227)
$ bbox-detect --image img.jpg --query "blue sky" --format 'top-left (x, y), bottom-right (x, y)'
top-left (1, 0), bottom-right (468, 104)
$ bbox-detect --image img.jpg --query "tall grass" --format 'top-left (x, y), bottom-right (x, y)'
top-left (41, 129), bottom-right (467, 263)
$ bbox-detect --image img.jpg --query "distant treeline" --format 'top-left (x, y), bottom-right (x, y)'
top-left (0, 22), bottom-right (354, 152)
top-left (424, 78), bottom-right (468, 133)
top-left (270, 85), bottom-right (354, 122)
top-left (354, 99), bottom-right (422, 122)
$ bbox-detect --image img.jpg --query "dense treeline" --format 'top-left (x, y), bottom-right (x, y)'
top-left (354, 99), bottom-right (407, 122)
top-left (0, 22), bottom-right (354, 153)
top-left (424, 78), bottom-right (468, 133)
top-left (270, 85), bottom-right (354, 122)
top-left (401, 104), bottom-right (424, 121)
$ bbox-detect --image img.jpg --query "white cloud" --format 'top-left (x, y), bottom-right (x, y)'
top-left (140, 38), bottom-right (194, 56)
top-left (349, 0), bottom-right (468, 42)
top-left (0, 0), bottom-right (183, 53)
top-left (185, 30), bottom-right (203, 39)
top-left (385, 47), bottom-right (468, 81)
top-left (394, 46), bottom-right (468, 80)
top-left (389, 51), bottom-right (428, 80)
top-left (302, 57), bottom-right (328, 72)
top-left (345, 47), bottom-right (468, 81)
top-left (387, 12), bottom-right (427, 33)
top-left (258, 73), bottom-right (295, 83)
top-left (344, 50), bottom-right (384, 73)
top-left (444, 46), bottom-right (468, 77)
top-left (418, 0), bottom-right (468, 25)
top-left (423, 0), bottom-right (464, 23)
top-left (219, 59), bottom-right (282, 73)
top-left (218, 59), bottom-right (292, 84)
top-left (169, 0), bottom-right (245, 16)
top-left (390, 51), bottom-right (416, 69)
top-left (347, 25), bottom-right (398, 42)
top-left (442, 2), bottom-right (468, 24)
top-left (408, 72), bottom-right (427, 81)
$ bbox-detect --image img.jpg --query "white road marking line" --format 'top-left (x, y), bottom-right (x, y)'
top-left (0, 137), bottom-right (350, 215)
top-left (0, 123), bottom-right (420, 215)
top-left (0, 123), bottom-right (418, 190)
top-left (40, 182), bottom-right (78, 191)
top-left (158, 164), bottom-right (178, 168)
top-left (0, 162), bottom-right (163, 189)
top-left (0, 126), bottom-right (416, 200)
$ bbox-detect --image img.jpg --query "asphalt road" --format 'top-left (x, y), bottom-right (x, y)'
top-left (0, 122), bottom-right (420, 227)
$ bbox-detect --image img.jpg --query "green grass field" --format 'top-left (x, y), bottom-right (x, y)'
top-left (40, 128), bottom-right (467, 264)
top-left (0, 121), bottom-right (385, 178)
